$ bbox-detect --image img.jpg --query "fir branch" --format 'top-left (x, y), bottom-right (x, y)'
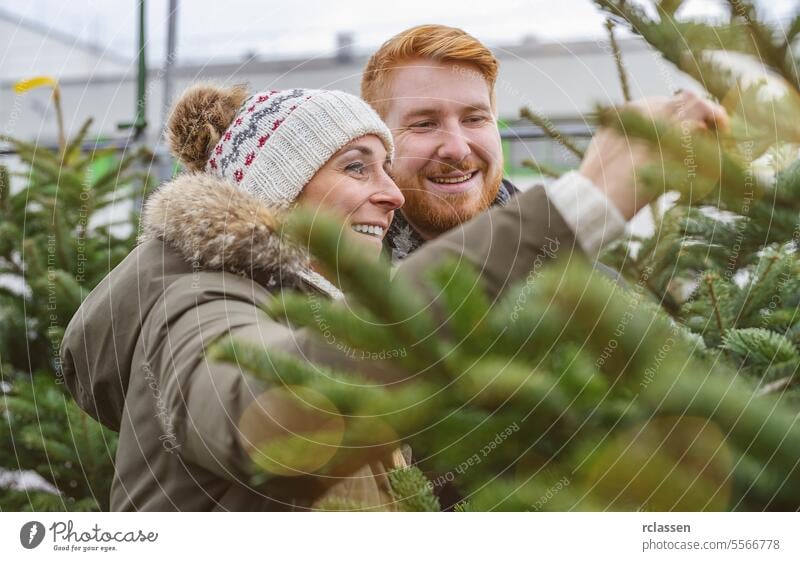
top-left (735, 254), bottom-right (779, 326)
top-left (725, 0), bottom-right (800, 92)
top-left (521, 159), bottom-right (562, 179)
top-left (704, 273), bottom-right (726, 335)
top-left (653, 361), bottom-right (800, 502)
top-left (51, 210), bottom-right (71, 273)
top-left (387, 466), bottom-right (441, 512)
top-left (61, 118), bottom-right (93, 166)
top-left (0, 165), bottom-right (9, 214)
top-left (520, 107), bottom-right (585, 159)
top-left (605, 18), bottom-right (632, 102)
top-left (262, 292), bottom-right (398, 356)
top-left (428, 257), bottom-right (494, 347)
top-left (595, 0), bottom-right (736, 102)
top-left (723, 328), bottom-right (800, 365)
top-left (601, 14), bottom-right (661, 223)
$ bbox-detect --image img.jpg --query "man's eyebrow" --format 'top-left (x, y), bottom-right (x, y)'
top-left (401, 103), bottom-right (492, 120)
top-left (465, 102), bottom-right (492, 113)
top-left (400, 108), bottom-right (440, 120)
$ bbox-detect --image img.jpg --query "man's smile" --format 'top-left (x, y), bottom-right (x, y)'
top-left (425, 170), bottom-right (481, 194)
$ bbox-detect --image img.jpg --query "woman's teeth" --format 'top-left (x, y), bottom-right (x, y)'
top-left (351, 224), bottom-right (384, 238)
top-left (430, 172), bottom-right (475, 184)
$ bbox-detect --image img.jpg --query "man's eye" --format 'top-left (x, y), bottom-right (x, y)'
top-left (409, 121), bottom-right (436, 130)
top-left (465, 115), bottom-right (488, 125)
top-left (345, 162), bottom-right (366, 174)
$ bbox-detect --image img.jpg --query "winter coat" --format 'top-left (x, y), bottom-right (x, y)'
top-left (60, 172), bottom-right (578, 511)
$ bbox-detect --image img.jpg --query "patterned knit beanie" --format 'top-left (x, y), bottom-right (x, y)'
top-left (167, 85), bottom-right (394, 208)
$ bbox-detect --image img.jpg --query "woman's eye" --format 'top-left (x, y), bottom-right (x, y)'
top-left (345, 162), bottom-right (366, 175)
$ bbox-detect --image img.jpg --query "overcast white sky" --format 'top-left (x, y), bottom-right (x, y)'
top-left (2, 0), bottom-right (798, 65)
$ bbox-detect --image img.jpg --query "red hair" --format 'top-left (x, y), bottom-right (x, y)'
top-left (362, 25), bottom-right (499, 116)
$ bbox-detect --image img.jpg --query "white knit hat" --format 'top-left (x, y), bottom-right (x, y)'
top-left (205, 88), bottom-right (394, 208)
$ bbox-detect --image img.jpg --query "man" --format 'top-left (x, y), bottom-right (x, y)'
top-left (362, 25), bottom-right (728, 261)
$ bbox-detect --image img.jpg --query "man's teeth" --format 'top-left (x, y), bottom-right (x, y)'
top-left (430, 172), bottom-right (475, 184)
top-left (351, 224), bottom-right (384, 238)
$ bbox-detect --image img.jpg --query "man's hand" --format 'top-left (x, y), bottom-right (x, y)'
top-left (578, 90), bottom-right (730, 220)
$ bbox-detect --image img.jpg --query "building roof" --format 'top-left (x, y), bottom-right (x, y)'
top-left (0, 7), bottom-right (130, 81)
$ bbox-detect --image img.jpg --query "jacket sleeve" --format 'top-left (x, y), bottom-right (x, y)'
top-left (543, 171), bottom-right (626, 260)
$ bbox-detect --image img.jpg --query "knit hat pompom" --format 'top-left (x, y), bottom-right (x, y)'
top-left (166, 83), bottom-right (249, 171)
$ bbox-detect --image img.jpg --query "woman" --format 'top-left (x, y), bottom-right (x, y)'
top-left (61, 84), bottom-right (410, 511)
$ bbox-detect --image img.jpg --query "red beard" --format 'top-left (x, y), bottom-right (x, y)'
top-left (392, 162), bottom-right (503, 236)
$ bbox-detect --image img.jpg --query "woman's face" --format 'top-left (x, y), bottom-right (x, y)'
top-left (299, 135), bottom-right (405, 255)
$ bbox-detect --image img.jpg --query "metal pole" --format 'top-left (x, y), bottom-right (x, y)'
top-left (154, 0), bottom-right (180, 184)
top-left (129, 0), bottom-right (149, 215)
top-left (161, 0), bottom-right (178, 129)
top-left (133, 0), bottom-right (147, 140)
top-left (118, 0), bottom-right (148, 139)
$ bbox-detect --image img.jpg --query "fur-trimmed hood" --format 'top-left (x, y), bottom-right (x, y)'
top-left (139, 172), bottom-right (340, 298)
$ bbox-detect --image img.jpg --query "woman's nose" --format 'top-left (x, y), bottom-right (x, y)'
top-left (371, 171), bottom-right (405, 210)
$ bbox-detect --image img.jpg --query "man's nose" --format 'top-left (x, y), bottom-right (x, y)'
top-left (436, 125), bottom-right (471, 163)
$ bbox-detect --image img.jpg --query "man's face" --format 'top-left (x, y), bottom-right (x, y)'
top-left (381, 59), bottom-right (504, 238)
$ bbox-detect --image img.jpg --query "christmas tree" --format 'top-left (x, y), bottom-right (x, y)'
top-left (0, 79), bottom-right (152, 510)
top-left (595, 0), bottom-right (800, 407)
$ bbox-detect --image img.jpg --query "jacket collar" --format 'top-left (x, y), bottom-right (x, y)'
top-left (139, 172), bottom-right (342, 299)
